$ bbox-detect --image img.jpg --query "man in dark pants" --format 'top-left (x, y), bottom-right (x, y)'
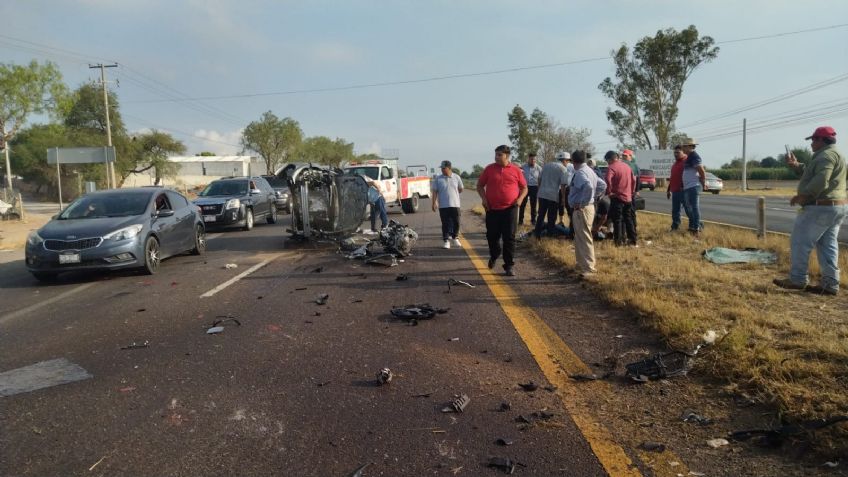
top-left (519, 153), bottom-right (542, 225)
top-left (431, 160), bottom-right (464, 249)
top-left (534, 151), bottom-right (570, 238)
top-left (604, 151), bottom-right (637, 246)
top-left (477, 145), bottom-right (528, 276)
top-left (622, 149), bottom-right (640, 233)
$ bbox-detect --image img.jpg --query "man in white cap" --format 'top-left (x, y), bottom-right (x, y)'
top-left (431, 159), bottom-right (463, 249)
top-left (534, 151), bottom-right (571, 238)
top-left (774, 126), bottom-right (846, 295)
top-left (519, 152), bottom-right (542, 225)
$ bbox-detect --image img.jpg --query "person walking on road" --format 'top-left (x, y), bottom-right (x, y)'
top-left (774, 126), bottom-right (847, 296)
top-left (432, 160), bottom-right (464, 249)
top-left (680, 138), bottom-right (706, 237)
top-left (519, 153), bottom-right (542, 226)
top-left (569, 150), bottom-right (607, 276)
top-left (667, 145), bottom-right (689, 231)
top-left (534, 151), bottom-right (571, 238)
top-left (477, 145), bottom-right (528, 277)
top-left (364, 177), bottom-right (388, 235)
top-left (622, 149), bottom-right (640, 233)
top-left (604, 151), bottom-right (637, 246)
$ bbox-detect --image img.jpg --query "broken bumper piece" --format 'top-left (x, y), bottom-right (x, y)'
top-left (390, 304), bottom-right (449, 320)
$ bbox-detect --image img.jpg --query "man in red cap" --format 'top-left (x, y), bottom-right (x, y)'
top-left (774, 126), bottom-right (846, 295)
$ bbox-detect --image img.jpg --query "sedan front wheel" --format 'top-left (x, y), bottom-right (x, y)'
top-left (142, 236), bottom-right (161, 275)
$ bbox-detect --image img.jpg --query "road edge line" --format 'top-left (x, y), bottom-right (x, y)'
top-left (0, 283), bottom-right (97, 325)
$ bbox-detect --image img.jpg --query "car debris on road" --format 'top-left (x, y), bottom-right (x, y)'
top-left (315, 294), bottom-right (330, 305)
top-left (390, 304), bottom-right (449, 321)
top-left (441, 393), bottom-right (470, 413)
top-left (120, 341), bottom-right (150, 350)
top-left (376, 368), bottom-right (393, 385)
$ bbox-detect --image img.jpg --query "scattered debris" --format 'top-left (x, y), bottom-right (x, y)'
top-left (312, 266), bottom-right (324, 273)
top-left (412, 391), bottom-right (434, 398)
top-left (224, 263), bottom-right (238, 270)
top-left (396, 274), bottom-right (409, 281)
top-left (447, 278), bottom-right (475, 293)
top-left (315, 294), bottom-right (330, 305)
top-left (823, 461), bottom-right (839, 468)
top-left (703, 247), bottom-right (777, 265)
top-left (316, 380), bottom-right (332, 387)
top-left (568, 373), bottom-right (601, 382)
top-left (495, 438), bottom-right (514, 446)
top-left (350, 299), bottom-right (363, 303)
top-left (442, 394), bottom-right (470, 413)
top-left (364, 254), bottom-right (398, 267)
top-left (207, 317), bottom-right (241, 335)
top-left (136, 308), bottom-right (146, 312)
top-left (518, 381), bottom-right (539, 392)
top-left (514, 415), bottom-right (531, 424)
top-left (376, 368), bottom-right (393, 385)
top-left (706, 438), bottom-right (729, 448)
top-left (640, 441), bottom-right (666, 452)
top-left (625, 350), bottom-right (694, 382)
top-left (614, 334), bottom-right (624, 339)
top-left (118, 386), bottom-right (136, 393)
top-left (120, 341), bottom-right (150, 350)
top-left (295, 287), bottom-right (308, 291)
top-left (531, 410), bottom-right (555, 421)
top-left (345, 463), bottom-right (370, 477)
top-left (497, 402), bottom-right (511, 412)
top-left (487, 457), bottom-right (523, 474)
top-left (682, 409), bottom-right (713, 426)
top-left (206, 326), bottom-right (225, 334)
top-left (448, 337), bottom-right (460, 342)
top-left (543, 385), bottom-right (558, 392)
top-left (729, 416), bottom-right (848, 447)
top-left (88, 456), bottom-right (107, 472)
top-left (379, 220), bottom-right (418, 257)
top-left (390, 304), bottom-right (449, 321)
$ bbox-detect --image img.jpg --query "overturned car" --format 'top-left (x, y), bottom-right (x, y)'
top-left (287, 165), bottom-right (370, 239)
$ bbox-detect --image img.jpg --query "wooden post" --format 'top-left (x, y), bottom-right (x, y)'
top-left (757, 196), bottom-right (765, 239)
top-left (16, 192), bottom-right (25, 222)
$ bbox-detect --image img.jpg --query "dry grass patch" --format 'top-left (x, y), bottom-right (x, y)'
top-left (470, 204), bottom-right (848, 433)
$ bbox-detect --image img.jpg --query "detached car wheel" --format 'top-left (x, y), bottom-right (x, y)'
top-left (191, 224), bottom-right (206, 255)
top-left (243, 208), bottom-right (254, 231)
top-left (142, 236), bottom-right (161, 275)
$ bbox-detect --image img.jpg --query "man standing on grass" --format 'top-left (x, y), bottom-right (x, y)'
top-left (519, 153), bottom-right (542, 226)
top-left (667, 145), bottom-right (689, 231)
top-left (534, 151), bottom-right (571, 239)
top-left (568, 150), bottom-right (606, 276)
top-left (477, 145), bottom-right (528, 277)
top-left (622, 149), bottom-right (640, 233)
top-left (774, 126), bottom-right (846, 296)
top-left (432, 160), bottom-right (463, 249)
top-left (680, 138), bottom-right (706, 237)
top-left (604, 151), bottom-right (637, 246)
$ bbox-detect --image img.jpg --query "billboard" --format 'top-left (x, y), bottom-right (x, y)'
top-left (47, 147), bottom-right (116, 165)
top-left (634, 149), bottom-right (674, 179)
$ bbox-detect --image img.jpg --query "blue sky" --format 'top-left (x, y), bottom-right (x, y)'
top-left (2, 0), bottom-right (847, 170)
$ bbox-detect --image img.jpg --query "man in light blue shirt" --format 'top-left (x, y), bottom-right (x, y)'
top-left (431, 160), bottom-right (464, 248)
top-left (519, 153), bottom-right (542, 225)
top-left (568, 150), bottom-right (606, 275)
top-left (534, 152), bottom-right (570, 238)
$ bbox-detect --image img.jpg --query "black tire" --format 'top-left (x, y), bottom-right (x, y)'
top-left (286, 197), bottom-right (293, 214)
top-left (31, 271), bottom-right (58, 282)
top-left (649, 186), bottom-right (655, 191)
top-left (142, 236), bottom-right (161, 275)
top-left (243, 208), bottom-right (254, 231)
top-left (190, 224), bottom-right (206, 255)
top-left (712, 190), bottom-right (720, 195)
top-left (401, 194), bottom-right (420, 213)
top-left (267, 205), bottom-right (277, 224)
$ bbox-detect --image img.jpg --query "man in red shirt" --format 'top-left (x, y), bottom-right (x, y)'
top-left (604, 150), bottom-right (637, 246)
top-left (666, 145), bottom-right (689, 231)
top-left (477, 145), bottom-right (528, 276)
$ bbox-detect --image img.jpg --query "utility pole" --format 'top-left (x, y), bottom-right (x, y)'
top-left (741, 118), bottom-right (747, 192)
top-left (90, 63), bottom-right (118, 188)
top-left (2, 124), bottom-right (11, 192)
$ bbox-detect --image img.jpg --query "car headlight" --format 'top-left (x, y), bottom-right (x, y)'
top-left (103, 224), bottom-right (144, 241)
top-left (224, 198), bottom-right (241, 210)
top-left (27, 231), bottom-right (43, 246)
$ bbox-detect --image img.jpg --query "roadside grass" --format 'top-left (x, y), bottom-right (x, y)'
top-left (470, 204), bottom-right (848, 446)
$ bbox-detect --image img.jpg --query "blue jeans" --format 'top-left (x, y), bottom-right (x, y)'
top-left (370, 196), bottom-right (388, 231)
top-left (671, 191), bottom-right (685, 230)
top-left (789, 204), bottom-right (848, 290)
top-left (682, 187), bottom-right (701, 232)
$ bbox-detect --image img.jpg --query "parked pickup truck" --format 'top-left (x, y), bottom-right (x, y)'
top-left (342, 159), bottom-right (431, 213)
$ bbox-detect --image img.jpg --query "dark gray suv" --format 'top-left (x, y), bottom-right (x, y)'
top-left (193, 177), bottom-right (278, 230)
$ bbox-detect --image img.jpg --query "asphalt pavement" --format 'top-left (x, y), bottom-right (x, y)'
top-left (639, 189), bottom-right (848, 242)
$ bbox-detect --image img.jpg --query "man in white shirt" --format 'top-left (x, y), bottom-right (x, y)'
top-left (534, 152), bottom-right (571, 238)
top-left (431, 160), bottom-right (464, 248)
top-left (519, 153), bottom-right (542, 225)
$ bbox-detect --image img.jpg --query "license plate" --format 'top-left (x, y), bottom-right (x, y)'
top-left (203, 215), bottom-right (217, 222)
top-left (59, 253), bottom-right (80, 264)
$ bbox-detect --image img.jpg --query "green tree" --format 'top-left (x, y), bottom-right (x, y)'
top-left (355, 153), bottom-right (382, 162)
top-left (9, 123), bottom-right (72, 194)
top-left (0, 60), bottom-right (68, 189)
top-left (470, 164), bottom-right (484, 177)
top-left (196, 151), bottom-right (217, 157)
top-left (507, 104), bottom-right (534, 162)
top-left (760, 156), bottom-right (778, 168)
top-left (241, 111), bottom-right (303, 174)
top-left (599, 25), bottom-right (719, 149)
top-left (297, 136), bottom-right (354, 169)
top-left (129, 130), bottom-right (186, 185)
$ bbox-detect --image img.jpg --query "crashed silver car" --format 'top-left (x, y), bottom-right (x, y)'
top-left (287, 165), bottom-right (369, 238)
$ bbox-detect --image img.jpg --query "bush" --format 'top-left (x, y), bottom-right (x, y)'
top-left (708, 168), bottom-right (797, 181)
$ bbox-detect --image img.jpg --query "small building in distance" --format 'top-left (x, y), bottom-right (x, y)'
top-left (121, 156), bottom-right (267, 190)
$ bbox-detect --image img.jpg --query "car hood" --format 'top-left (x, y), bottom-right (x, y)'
top-left (194, 197), bottom-right (236, 205)
top-left (39, 215), bottom-right (147, 240)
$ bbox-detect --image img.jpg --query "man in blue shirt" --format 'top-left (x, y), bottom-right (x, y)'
top-left (568, 150), bottom-right (607, 276)
top-left (431, 160), bottom-right (464, 249)
top-left (519, 153), bottom-right (542, 225)
top-left (680, 138), bottom-right (706, 237)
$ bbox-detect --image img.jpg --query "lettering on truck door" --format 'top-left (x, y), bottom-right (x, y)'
top-left (381, 166), bottom-right (398, 203)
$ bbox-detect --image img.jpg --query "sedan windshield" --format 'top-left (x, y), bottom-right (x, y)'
top-left (199, 181), bottom-right (248, 196)
top-left (60, 193), bottom-right (152, 219)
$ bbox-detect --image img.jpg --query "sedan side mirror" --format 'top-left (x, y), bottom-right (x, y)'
top-left (155, 209), bottom-right (175, 218)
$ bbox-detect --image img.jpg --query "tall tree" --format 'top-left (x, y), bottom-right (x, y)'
top-left (507, 105), bottom-right (534, 162)
top-left (297, 136), bottom-right (354, 169)
top-left (599, 25), bottom-right (718, 149)
top-left (129, 130), bottom-right (186, 185)
top-left (241, 111), bottom-right (302, 174)
top-left (0, 60), bottom-right (67, 189)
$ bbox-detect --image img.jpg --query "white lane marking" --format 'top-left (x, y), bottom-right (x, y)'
top-left (200, 255), bottom-right (281, 298)
top-left (0, 283), bottom-right (97, 325)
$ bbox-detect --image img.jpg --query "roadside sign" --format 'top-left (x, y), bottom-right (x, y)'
top-left (47, 147), bottom-right (116, 165)
top-left (634, 149), bottom-right (674, 179)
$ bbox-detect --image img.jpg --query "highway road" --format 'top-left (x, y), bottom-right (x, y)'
top-left (639, 189), bottom-right (848, 242)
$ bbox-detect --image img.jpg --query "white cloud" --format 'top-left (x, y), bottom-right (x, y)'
top-left (191, 128), bottom-right (244, 155)
top-left (365, 142), bottom-right (381, 155)
top-left (309, 41), bottom-right (364, 66)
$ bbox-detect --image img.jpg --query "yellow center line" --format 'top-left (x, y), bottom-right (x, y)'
top-left (460, 233), bottom-right (688, 477)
